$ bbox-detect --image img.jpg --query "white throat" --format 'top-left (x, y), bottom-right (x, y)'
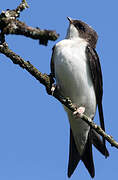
top-left (66, 24), bottom-right (80, 39)
top-left (65, 24), bottom-right (87, 45)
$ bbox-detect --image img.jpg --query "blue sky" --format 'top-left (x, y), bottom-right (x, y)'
top-left (0, 0), bottom-right (118, 180)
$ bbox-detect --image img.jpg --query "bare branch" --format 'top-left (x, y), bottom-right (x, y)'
top-left (0, 0), bottom-right (28, 19)
top-left (0, 0), bottom-right (59, 45)
top-left (0, 42), bottom-right (118, 149)
top-left (0, 42), bottom-right (51, 91)
top-left (16, 0), bottom-right (29, 13)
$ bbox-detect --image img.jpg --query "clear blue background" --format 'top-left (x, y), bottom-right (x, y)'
top-left (0, 0), bottom-right (117, 179)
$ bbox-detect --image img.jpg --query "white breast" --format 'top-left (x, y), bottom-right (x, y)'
top-left (53, 38), bottom-right (97, 155)
top-left (54, 39), bottom-right (96, 115)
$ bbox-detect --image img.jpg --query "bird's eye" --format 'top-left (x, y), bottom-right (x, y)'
top-left (75, 23), bottom-right (85, 31)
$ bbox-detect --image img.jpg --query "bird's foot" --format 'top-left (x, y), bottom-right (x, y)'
top-left (73, 106), bottom-right (85, 118)
top-left (51, 84), bottom-right (60, 96)
top-left (51, 84), bottom-right (56, 95)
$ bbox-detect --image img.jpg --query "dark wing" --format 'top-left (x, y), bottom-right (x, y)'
top-left (86, 45), bottom-right (103, 100)
top-left (50, 46), bottom-right (55, 78)
top-left (86, 45), bottom-right (107, 156)
top-left (91, 129), bottom-right (109, 157)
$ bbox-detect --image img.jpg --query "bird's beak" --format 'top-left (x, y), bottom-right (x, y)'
top-left (67, 17), bottom-right (73, 24)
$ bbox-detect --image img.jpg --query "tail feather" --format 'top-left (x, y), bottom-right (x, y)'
top-left (81, 132), bottom-right (95, 178)
top-left (68, 129), bottom-right (95, 178)
top-left (68, 128), bottom-right (109, 178)
top-left (68, 128), bottom-right (80, 177)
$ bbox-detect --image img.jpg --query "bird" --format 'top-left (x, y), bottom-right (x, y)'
top-left (50, 17), bottom-right (109, 178)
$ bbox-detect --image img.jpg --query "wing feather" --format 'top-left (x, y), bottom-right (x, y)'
top-left (86, 46), bottom-right (107, 156)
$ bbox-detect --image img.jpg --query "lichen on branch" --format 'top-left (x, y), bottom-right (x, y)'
top-left (0, 0), bottom-right (59, 45)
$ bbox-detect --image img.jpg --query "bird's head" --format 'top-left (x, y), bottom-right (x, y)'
top-left (66, 17), bottom-right (98, 48)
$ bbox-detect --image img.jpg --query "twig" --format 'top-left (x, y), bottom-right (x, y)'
top-left (0, 0), bottom-right (28, 19)
top-left (0, 42), bottom-right (118, 149)
top-left (80, 114), bottom-right (118, 148)
top-left (0, 1), bottom-right (59, 45)
top-left (0, 42), bottom-right (51, 90)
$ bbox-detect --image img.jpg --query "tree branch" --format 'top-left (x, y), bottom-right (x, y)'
top-left (0, 0), bottom-right (29, 19)
top-left (0, 42), bottom-right (118, 149)
top-left (0, 42), bottom-right (51, 91)
top-left (0, 0), bottom-right (59, 45)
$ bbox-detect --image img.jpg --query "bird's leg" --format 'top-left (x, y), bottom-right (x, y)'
top-left (46, 73), bottom-right (56, 95)
top-left (49, 73), bottom-right (63, 96)
top-left (51, 84), bottom-right (57, 95)
top-left (73, 106), bottom-right (85, 118)
top-left (48, 73), bottom-right (59, 95)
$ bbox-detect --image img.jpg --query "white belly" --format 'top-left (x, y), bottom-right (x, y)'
top-left (54, 39), bottom-right (96, 155)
